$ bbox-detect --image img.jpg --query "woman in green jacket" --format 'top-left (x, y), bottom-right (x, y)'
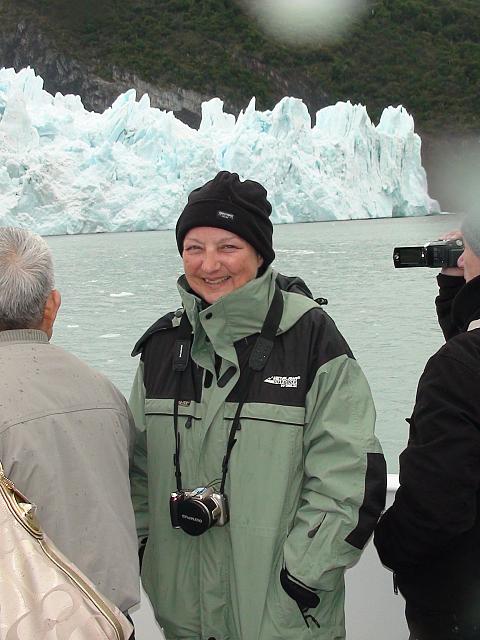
top-left (129, 171), bottom-right (386, 640)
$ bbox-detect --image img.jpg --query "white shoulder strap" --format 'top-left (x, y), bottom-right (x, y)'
top-left (468, 319), bottom-right (480, 331)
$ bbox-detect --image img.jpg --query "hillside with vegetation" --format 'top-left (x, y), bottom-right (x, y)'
top-left (1, 0), bottom-right (479, 132)
top-left (0, 0), bottom-right (478, 209)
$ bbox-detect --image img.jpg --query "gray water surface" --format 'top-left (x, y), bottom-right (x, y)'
top-left (48, 214), bottom-right (459, 471)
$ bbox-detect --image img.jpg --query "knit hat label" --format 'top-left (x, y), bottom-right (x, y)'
top-left (217, 211), bottom-right (235, 221)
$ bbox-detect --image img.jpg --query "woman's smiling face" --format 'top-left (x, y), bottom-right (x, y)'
top-left (182, 227), bottom-right (263, 303)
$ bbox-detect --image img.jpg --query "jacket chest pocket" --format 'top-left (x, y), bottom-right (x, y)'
top-left (225, 402), bottom-right (306, 529)
top-left (144, 398), bottom-right (201, 424)
top-left (223, 401), bottom-right (305, 445)
top-left (144, 398), bottom-right (204, 483)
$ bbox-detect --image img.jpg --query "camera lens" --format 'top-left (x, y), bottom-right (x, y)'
top-left (178, 496), bottom-right (219, 536)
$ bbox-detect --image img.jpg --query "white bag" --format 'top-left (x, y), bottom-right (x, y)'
top-left (0, 462), bottom-right (133, 640)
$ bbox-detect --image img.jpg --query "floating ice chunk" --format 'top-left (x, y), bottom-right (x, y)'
top-left (100, 333), bottom-right (121, 338)
top-left (109, 292), bottom-right (134, 297)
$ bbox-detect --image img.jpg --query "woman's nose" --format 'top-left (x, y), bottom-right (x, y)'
top-left (458, 252), bottom-right (464, 268)
top-left (202, 251), bottom-right (220, 272)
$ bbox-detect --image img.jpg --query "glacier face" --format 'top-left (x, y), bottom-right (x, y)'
top-left (0, 67), bottom-right (439, 236)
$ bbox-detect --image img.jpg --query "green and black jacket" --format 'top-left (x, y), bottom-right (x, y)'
top-left (130, 267), bottom-right (386, 640)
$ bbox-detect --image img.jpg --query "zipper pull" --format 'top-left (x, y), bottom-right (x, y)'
top-left (393, 572), bottom-right (398, 595)
top-left (185, 416), bottom-right (193, 429)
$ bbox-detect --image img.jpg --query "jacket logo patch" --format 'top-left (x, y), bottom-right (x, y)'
top-left (264, 375), bottom-right (300, 388)
top-left (217, 210), bottom-right (234, 221)
top-left (178, 400), bottom-right (191, 406)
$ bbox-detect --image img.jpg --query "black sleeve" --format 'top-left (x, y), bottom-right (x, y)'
top-left (435, 273), bottom-right (465, 340)
top-left (374, 346), bottom-right (480, 571)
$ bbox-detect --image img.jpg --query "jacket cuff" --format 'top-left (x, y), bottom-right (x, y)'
top-left (436, 273), bottom-right (465, 291)
top-left (280, 567), bottom-right (319, 609)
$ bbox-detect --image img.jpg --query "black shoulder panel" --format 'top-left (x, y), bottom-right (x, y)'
top-left (131, 311), bottom-right (177, 357)
top-left (276, 273), bottom-right (328, 306)
top-left (140, 314), bottom-right (203, 404)
top-left (302, 306), bottom-right (354, 389)
top-left (225, 305), bottom-right (355, 406)
top-left (276, 272), bottom-right (314, 298)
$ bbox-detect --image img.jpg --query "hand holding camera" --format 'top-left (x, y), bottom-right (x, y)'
top-left (393, 234), bottom-right (464, 271)
top-left (437, 230), bottom-right (465, 277)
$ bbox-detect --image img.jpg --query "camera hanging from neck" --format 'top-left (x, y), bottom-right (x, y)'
top-left (172, 285), bottom-right (284, 495)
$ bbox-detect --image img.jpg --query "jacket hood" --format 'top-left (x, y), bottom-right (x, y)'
top-left (177, 267), bottom-right (318, 343)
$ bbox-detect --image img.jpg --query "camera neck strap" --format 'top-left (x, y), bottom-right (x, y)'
top-left (172, 311), bottom-right (192, 492)
top-left (172, 285), bottom-right (284, 494)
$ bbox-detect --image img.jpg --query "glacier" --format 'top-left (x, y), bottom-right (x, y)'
top-left (0, 67), bottom-right (439, 236)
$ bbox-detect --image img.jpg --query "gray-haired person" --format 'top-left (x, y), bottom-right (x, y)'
top-left (374, 213), bottom-right (480, 640)
top-left (0, 227), bottom-right (140, 621)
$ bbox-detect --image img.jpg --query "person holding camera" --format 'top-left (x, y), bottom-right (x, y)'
top-left (129, 171), bottom-right (386, 640)
top-left (374, 214), bottom-right (480, 640)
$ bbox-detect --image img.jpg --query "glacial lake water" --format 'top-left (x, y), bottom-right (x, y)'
top-left (47, 214), bottom-right (459, 472)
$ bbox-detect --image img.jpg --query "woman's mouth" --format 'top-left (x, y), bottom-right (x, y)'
top-left (203, 276), bottom-right (230, 285)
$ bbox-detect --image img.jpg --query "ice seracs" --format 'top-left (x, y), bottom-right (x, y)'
top-left (0, 67), bottom-right (439, 236)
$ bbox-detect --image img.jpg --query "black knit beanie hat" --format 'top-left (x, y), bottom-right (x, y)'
top-left (176, 171), bottom-right (275, 267)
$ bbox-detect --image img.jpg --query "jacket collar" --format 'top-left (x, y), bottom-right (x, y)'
top-left (177, 267), bottom-right (276, 344)
top-left (0, 329), bottom-right (49, 345)
top-left (452, 274), bottom-right (480, 332)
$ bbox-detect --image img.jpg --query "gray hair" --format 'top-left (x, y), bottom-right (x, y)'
top-left (0, 227), bottom-right (55, 330)
top-left (462, 213), bottom-right (480, 258)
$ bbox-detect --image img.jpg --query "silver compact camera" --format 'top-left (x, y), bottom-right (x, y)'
top-left (170, 487), bottom-right (229, 536)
